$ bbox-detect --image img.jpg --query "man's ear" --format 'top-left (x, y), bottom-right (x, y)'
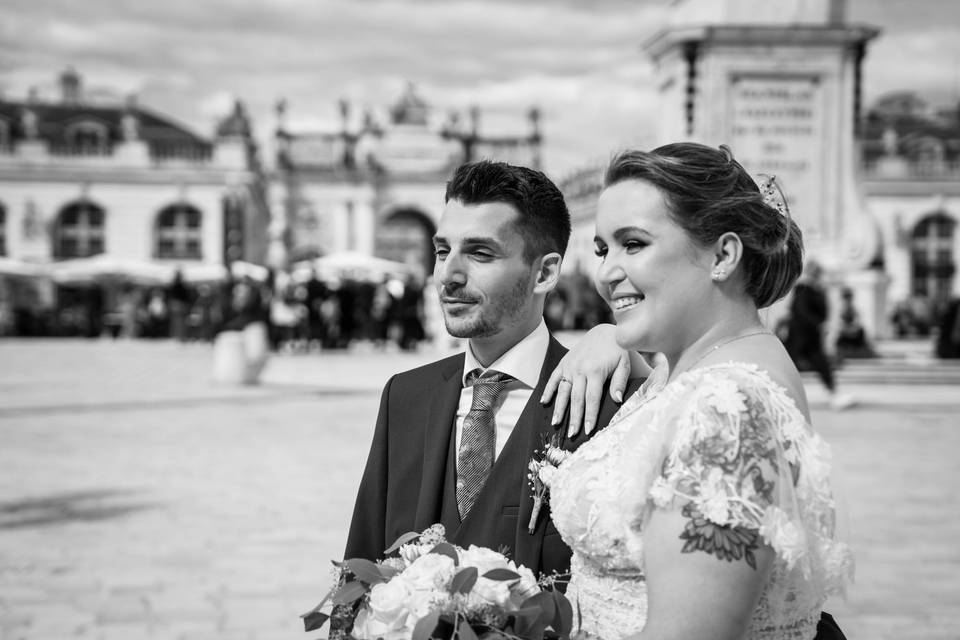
top-left (533, 252), bottom-right (563, 294)
top-left (711, 232), bottom-right (743, 282)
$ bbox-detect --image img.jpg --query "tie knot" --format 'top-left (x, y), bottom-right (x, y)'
top-left (466, 369), bottom-right (513, 410)
top-left (466, 368), bottom-right (513, 387)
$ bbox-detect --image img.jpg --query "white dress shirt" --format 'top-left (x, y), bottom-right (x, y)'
top-left (455, 320), bottom-right (549, 469)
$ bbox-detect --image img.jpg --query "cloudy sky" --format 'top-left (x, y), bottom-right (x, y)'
top-left (2, 0), bottom-right (959, 176)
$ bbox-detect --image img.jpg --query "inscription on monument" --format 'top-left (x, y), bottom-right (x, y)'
top-left (729, 75), bottom-right (824, 239)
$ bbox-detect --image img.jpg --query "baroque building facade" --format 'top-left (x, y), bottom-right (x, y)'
top-left (268, 83), bottom-right (542, 280)
top-left (0, 68), bottom-right (268, 273)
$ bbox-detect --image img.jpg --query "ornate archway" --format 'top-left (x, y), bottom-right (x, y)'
top-left (375, 208), bottom-right (436, 278)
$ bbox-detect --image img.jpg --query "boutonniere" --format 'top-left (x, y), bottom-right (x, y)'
top-left (526, 433), bottom-right (570, 534)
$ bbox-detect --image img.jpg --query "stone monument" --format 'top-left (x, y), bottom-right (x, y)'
top-left (644, 0), bottom-right (890, 339)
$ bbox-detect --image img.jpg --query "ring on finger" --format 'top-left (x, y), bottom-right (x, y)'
top-left (559, 376), bottom-right (572, 385)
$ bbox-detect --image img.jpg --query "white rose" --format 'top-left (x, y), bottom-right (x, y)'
top-left (352, 607), bottom-right (411, 640)
top-left (403, 553), bottom-right (456, 591)
top-left (405, 588), bottom-right (447, 618)
top-left (471, 576), bottom-right (512, 608)
top-left (507, 563), bottom-right (540, 604)
top-left (538, 464), bottom-right (558, 487)
top-left (353, 580), bottom-right (413, 640)
top-left (368, 579), bottom-right (412, 620)
top-left (460, 545), bottom-right (510, 575)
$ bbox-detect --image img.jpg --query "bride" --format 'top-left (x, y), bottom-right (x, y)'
top-left (541, 143), bottom-right (853, 640)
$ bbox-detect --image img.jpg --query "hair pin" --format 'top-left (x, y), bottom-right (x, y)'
top-left (757, 173), bottom-right (789, 217)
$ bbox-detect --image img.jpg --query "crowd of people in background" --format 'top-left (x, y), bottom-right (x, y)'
top-left (3, 263), bottom-right (960, 360)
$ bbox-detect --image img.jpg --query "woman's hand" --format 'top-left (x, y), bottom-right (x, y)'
top-left (541, 324), bottom-right (634, 437)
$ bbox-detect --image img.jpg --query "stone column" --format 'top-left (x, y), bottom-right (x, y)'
top-left (644, 0), bottom-right (890, 337)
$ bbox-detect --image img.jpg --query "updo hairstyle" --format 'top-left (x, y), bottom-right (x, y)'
top-left (603, 142), bottom-right (804, 308)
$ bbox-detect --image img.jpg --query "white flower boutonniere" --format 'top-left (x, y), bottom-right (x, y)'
top-left (526, 434), bottom-right (570, 534)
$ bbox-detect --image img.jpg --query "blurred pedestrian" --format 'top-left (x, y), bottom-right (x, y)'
top-left (145, 288), bottom-right (168, 338)
top-left (786, 260), bottom-right (855, 410)
top-left (117, 284), bottom-right (141, 338)
top-left (167, 269), bottom-right (190, 342)
top-left (935, 297), bottom-right (960, 359)
top-left (835, 287), bottom-right (875, 359)
top-left (213, 279), bottom-right (269, 384)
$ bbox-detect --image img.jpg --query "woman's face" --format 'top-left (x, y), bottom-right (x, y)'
top-left (593, 179), bottom-right (715, 356)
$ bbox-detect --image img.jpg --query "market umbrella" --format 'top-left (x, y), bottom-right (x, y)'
top-left (293, 251), bottom-right (412, 282)
top-left (51, 255), bottom-right (173, 286)
top-left (178, 263), bottom-right (229, 283)
top-left (0, 257), bottom-right (50, 278)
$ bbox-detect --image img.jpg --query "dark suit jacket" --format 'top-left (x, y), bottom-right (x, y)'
top-left (344, 334), bottom-right (642, 577)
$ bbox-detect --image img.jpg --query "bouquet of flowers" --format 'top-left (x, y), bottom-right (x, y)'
top-left (302, 524), bottom-right (573, 640)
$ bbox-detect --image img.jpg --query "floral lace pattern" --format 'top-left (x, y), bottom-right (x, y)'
top-left (545, 362), bottom-right (854, 640)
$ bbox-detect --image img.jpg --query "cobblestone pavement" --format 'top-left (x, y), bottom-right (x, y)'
top-left (1, 338), bottom-right (958, 640)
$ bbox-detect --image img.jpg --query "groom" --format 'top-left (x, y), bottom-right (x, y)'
top-left (344, 160), bottom-right (634, 577)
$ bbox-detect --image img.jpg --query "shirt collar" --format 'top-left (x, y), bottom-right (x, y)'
top-left (462, 319), bottom-right (549, 389)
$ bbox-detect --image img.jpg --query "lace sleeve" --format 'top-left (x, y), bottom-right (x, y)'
top-left (641, 366), bottom-right (853, 590)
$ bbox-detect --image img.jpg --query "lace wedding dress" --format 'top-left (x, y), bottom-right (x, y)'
top-left (544, 362), bottom-right (853, 640)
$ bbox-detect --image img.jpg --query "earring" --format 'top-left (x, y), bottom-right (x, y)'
top-left (712, 269), bottom-right (725, 281)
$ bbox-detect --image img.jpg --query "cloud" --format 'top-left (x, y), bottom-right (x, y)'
top-left (2, 0), bottom-right (959, 174)
top-left (862, 27), bottom-right (960, 105)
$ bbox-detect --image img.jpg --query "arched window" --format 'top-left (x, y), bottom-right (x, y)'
top-left (0, 202), bottom-right (6, 256)
top-left (911, 212), bottom-right (956, 306)
top-left (64, 120), bottom-right (109, 154)
top-left (55, 201), bottom-right (106, 258)
top-left (155, 203), bottom-right (202, 259)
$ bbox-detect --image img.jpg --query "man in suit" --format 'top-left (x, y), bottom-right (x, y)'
top-left (344, 160), bottom-right (636, 578)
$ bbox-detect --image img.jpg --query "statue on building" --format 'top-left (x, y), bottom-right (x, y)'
top-left (20, 107), bottom-right (38, 139)
top-left (389, 82), bottom-right (429, 126)
top-left (21, 199), bottom-right (43, 240)
top-left (121, 109), bottom-right (140, 142)
top-left (881, 126), bottom-right (899, 156)
top-left (216, 99), bottom-right (252, 139)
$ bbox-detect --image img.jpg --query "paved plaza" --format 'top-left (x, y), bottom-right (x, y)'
top-left (1, 338), bottom-right (958, 640)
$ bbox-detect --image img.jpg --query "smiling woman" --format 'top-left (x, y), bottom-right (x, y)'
top-left (542, 142), bottom-right (852, 640)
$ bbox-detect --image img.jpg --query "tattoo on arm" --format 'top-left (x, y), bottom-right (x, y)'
top-left (678, 503), bottom-right (760, 570)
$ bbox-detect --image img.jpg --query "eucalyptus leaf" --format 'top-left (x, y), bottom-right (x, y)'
top-left (511, 606), bottom-right (546, 640)
top-left (482, 568), bottom-right (521, 581)
top-left (384, 531), bottom-right (422, 555)
top-left (331, 580), bottom-right (368, 605)
top-left (345, 558), bottom-right (387, 585)
top-left (550, 588), bottom-right (574, 638)
top-left (301, 610), bottom-right (329, 632)
top-left (379, 563), bottom-right (401, 579)
top-left (412, 610), bottom-right (441, 640)
top-left (429, 542), bottom-right (460, 566)
top-left (457, 619), bottom-right (479, 640)
top-left (449, 567), bottom-right (479, 594)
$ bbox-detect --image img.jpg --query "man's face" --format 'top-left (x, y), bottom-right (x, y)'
top-left (433, 200), bottom-right (541, 346)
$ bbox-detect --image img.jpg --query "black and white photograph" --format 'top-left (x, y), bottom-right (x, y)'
top-left (1, 1), bottom-right (959, 639)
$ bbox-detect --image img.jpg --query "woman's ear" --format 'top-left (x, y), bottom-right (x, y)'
top-left (710, 232), bottom-right (743, 282)
top-left (534, 252), bottom-right (563, 294)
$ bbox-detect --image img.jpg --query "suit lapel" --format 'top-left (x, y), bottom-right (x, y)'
top-left (414, 354), bottom-right (465, 534)
top-left (513, 336), bottom-right (567, 572)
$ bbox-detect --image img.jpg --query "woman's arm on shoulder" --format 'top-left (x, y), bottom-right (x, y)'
top-left (540, 323), bottom-right (652, 436)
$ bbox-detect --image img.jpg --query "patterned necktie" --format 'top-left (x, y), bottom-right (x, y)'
top-left (457, 369), bottom-right (514, 519)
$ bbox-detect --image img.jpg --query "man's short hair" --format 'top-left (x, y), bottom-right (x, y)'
top-left (444, 160), bottom-right (571, 262)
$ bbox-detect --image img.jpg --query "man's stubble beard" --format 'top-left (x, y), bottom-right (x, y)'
top-left (442, 274), bottom-right (536, 340)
